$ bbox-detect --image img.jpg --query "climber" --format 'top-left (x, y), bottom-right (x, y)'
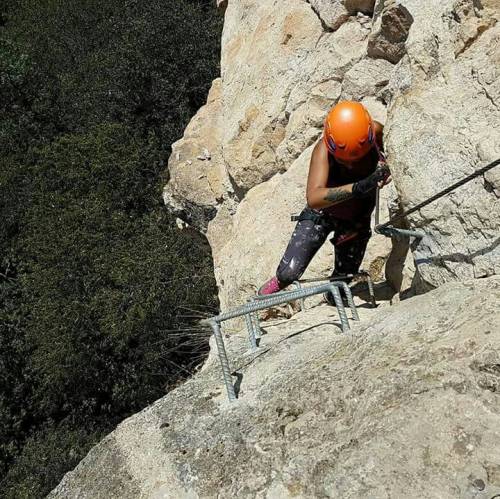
top-left (258, 100), bottom-right (391, 304)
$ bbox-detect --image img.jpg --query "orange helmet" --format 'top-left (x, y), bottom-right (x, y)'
top-left (323, 101), bottom-right (375, 161)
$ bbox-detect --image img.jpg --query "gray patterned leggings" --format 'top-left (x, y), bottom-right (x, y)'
top-left (276, 207), bottom-right (372, 286)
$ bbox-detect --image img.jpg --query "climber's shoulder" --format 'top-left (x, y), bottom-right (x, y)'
top-left (311, 136), bottom-right (329, 167)
top-left (373, 120), bottom-right (384, 149)
top-left (307, 138), bottom-right (330, 190)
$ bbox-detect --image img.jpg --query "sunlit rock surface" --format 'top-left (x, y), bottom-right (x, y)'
top-left (164, 0), bottom-right (499, 308)
top-left (50, 277), bottom-right (500, 498)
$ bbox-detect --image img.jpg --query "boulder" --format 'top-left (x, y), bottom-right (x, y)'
top-left (367, 0), bottom-right (414, 64)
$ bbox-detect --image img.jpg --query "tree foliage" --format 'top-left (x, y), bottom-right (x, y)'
top-left (0, 1), bottom-right (222, 496)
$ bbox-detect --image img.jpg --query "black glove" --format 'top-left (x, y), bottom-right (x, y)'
top-left (352, 166), bottom-right (390, 198)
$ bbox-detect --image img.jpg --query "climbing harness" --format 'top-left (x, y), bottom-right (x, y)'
top-left (291, 209), bottom-right (329, 227)
top-left (290, 210), bottom-right (362, 244)
top-left (375, 157), bottom-right (500, 239)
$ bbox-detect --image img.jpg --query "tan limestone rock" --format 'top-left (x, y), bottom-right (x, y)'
top-left (385, 0), bottom-right (500, 290)
top-left (51, 278), bottom-right (500, 498)
top-left (308, 0), bottom-right (350, 31)
top-left (361, 183), bottom-right (398, 282)
top-left (220, 1), bottom-right (369, 192)
top-left (341, 57), bottom-right (395, 100)
top-left (308, 0), bottom-right (376, 31)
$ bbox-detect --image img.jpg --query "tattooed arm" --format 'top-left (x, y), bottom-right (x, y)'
top-left (323, 185), bottom-right (353, 204)
top-left (305, 139), bottom-right (355, 210)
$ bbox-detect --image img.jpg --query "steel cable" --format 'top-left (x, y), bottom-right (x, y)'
top-left (375, 157), bottom-right (500, 231)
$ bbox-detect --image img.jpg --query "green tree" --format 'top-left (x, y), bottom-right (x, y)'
top-left (0, 0), bottom-right (223, 496)
top-left (1, 0), bottom-right (222, 150)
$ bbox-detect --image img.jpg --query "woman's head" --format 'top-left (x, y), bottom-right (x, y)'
top-left (323, 101), bottom-right (375, 162)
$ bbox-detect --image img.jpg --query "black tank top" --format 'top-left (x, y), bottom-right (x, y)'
top-left (320, 146), bottom-right (379, 221)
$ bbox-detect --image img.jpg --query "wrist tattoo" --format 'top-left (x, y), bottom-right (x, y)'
top-left (324, 188), bottom-right (352, 205)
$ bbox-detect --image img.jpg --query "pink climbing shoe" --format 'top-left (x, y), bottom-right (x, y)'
top-left (258, 276), bottom-right (282, 296)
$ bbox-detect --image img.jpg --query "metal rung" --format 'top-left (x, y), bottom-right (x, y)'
top-left (297, 271), bottom-right (376, 309)
top-left (204, 281), bottom-right (355, 401)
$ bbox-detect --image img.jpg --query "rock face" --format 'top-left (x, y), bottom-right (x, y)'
top-left (220, 1), bottom-right (368, 193)
top-left (165, 0), bottom-right (397, 311)
top-left (50, 277), bottom-right (500, 498)
top-left (163, 0), bottom-right (499, 310)
top-left (384, 0), bottom-right (500, 290)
